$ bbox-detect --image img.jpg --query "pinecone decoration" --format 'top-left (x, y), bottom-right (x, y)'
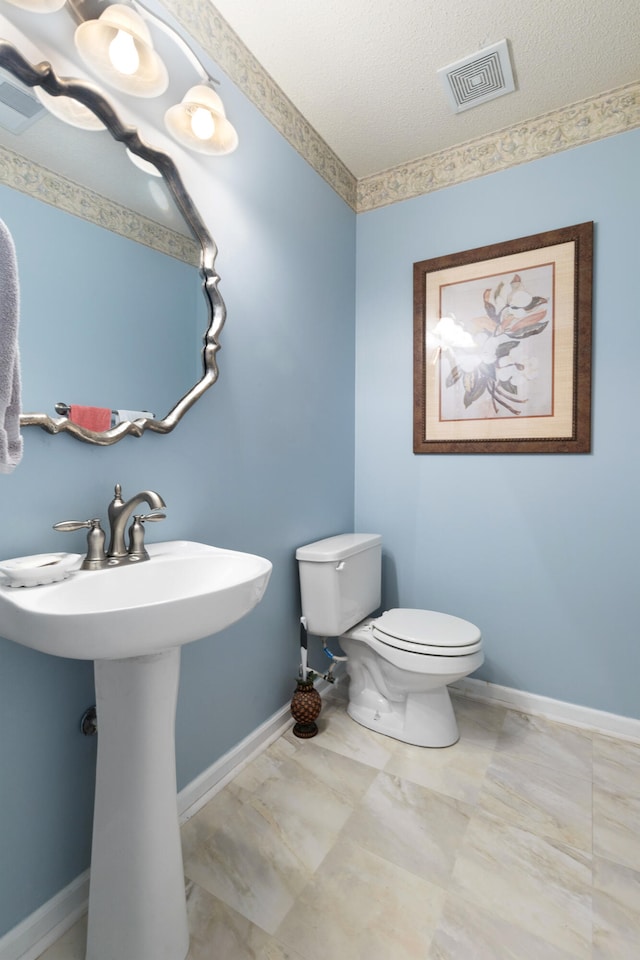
top-left (290, 678), bottom-right (322, 738)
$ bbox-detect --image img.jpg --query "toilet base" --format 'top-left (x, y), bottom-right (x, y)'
top-left (346, 683), bottom-right (460, 748)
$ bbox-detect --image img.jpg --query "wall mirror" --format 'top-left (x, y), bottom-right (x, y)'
top-left (0, 11), bottom-right (226, 445)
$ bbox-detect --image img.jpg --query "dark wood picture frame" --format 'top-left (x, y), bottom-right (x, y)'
top-left (413, 222), bottom-right (593, 453)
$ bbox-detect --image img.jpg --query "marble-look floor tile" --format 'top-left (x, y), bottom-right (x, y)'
top-left (477, 752), bottom-right (592, 851)
top-left (593, 785), bottom-right (640, 872)
top-left (347, 771), bottom-right (472, 887)
top-left (384, 735), bottom-right (495, 804)
top-left (183, 787), bottom-right (310, 935)
top-left (592, 857), bottom-right (640, 960)
top-left (276, 837), bottom-right (447, 960)
top-left (450, 812), bottom-right (592, 958)
top-left (231, 734), bottom-right (378, 807)
top-left (183, 735), bottom-right (367, 934)
top-left (186, 881), bottom-right (308, 960)
top-left (226, 736), bottom-right (301, 797)
top-left (180, 783), bottom-right (245, 866)
top-left (33, 706), bottom-right (640, 960)
top-left (450, 694), bottom-right (507, 750)
top-left (495, 711), bottom-right (593, 781)
top-left (35, 883), bottom-right (310, 960)
top-left (593, 734), bottom-right (640, 798)
top-left (428, 891), bottom-right (582, 960)
top-left (284, 698), bottom-right (395, 771)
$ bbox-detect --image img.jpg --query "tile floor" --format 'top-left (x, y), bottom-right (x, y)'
top-left (38, 687), bottom-right (640, 960)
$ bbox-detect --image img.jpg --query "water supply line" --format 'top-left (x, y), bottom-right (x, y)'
top-left (299, 617), bottom-right (348, 684)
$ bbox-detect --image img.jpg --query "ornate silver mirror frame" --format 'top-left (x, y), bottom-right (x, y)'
top-left (0, 39), bottom-right (224, 445)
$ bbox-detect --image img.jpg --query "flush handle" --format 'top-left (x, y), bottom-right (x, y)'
top-left (335, 561), bottom-right (345, 571)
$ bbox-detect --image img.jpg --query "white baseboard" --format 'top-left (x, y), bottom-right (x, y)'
top-left (0, 682), bottom-right (337, 960)
top-left (0, 871), bottom-right (89, 960)
top-left (451, 677), bottom-right (640, 743)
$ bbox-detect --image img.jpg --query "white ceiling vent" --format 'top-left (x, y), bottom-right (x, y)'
top-left (0, 68), bottom-right (46, 135)
top-left (438, 39), bottom-right (515, 113)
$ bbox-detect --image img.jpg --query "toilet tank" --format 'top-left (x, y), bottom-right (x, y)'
top-left (296, 533), bottom-right (382, 636)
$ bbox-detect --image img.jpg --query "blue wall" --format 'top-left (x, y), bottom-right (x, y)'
top-left (355, 128), bottom-right (640, 719)
top-left (0, 66), bottom-right (356, 939)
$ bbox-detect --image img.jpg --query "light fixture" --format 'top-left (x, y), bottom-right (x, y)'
top-left (74, 3), bottom-right (168, 97)
top-left (2, 0), bottom-right (239, 155)
top-left (165, 84), bottom-right (238, 156)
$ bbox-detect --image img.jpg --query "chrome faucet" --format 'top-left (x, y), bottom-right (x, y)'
top-left (54, 483), bottom-right (166, 569)
top-left (106, 484), bottom-right (166, 560)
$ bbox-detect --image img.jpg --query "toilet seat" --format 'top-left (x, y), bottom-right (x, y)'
top-left (372, 608), bottom-right (482, 657)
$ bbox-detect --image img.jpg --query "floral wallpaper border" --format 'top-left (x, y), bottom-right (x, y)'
top-left (357, 81), bottom-right (640, 212)
top-left (0, 143), bottom-right (200, 265)
top-left (167, 1), bottom-right (640, 214)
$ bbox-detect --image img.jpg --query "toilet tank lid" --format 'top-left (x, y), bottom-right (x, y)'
top-left (296, 533), bottom-right (381, 562)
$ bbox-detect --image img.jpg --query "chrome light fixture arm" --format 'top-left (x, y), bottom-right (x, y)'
top-left (130, 0), bottom-right (217, 87)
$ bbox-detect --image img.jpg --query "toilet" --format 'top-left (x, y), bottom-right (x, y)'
top-left (296, 533), bottom-right (483, 747)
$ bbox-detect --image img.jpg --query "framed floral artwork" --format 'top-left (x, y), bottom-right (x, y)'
top-left (413, 222), bottom-right (593, 453)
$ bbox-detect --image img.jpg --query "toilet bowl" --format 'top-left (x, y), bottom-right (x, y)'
top-left (296, 533), bottom-right (483, 748)
top-left (340, 609), bottom-right (483, 747)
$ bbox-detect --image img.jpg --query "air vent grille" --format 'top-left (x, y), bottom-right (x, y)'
top-left (0, 69), bottom-right (45, 134)
top-left (438, 39), bottom-right (515, 113)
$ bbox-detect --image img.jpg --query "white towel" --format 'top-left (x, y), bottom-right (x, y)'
top-left (0, 217), bottom-right (22, 474)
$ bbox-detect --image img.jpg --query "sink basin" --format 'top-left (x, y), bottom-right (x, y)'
top-left (0, 539), bottom-right (272, 660)
top-left (0, 538), bottom-right (272, 960)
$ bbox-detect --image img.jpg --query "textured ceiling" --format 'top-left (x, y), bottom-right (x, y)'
top-left (211, 0), bottom-right (640, 180)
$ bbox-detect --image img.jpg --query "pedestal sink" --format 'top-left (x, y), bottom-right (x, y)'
top-left (0, 540), bottom-right (272, 960)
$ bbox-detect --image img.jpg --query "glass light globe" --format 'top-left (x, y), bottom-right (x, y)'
top-left (165, 85), bottom-right (238, 156)
top-left (75, 4), bottom-right (168, 98)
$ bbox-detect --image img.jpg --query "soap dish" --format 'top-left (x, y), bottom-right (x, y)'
top-left (0, 553), bottom-right (82, 588)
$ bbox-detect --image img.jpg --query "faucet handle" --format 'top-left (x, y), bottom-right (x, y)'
top-left (53, 519), bottom-right (95, 533)
top-left (139, 511), bottom-right (166, 523)
top-left (53, 518), bottom-right (106, 568)
top-left (127, 511), bottom-right (166, 560)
